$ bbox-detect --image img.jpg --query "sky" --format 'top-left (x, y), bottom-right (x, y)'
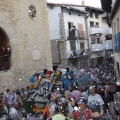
top-left (47, 0), bottom-right (101, 8)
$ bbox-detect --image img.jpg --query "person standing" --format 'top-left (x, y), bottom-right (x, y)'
top-left (47, 97), bottom-right (70, 120)
top-left (88, 86), bottom-right (104, 115)
top-left (5, 89), bottom-right (13, 112)
top-left (0, 98), bottom-right (8, 118)
top-left (88, 100), bottom-right (107, 120)
top-left (9, 101), bottom-right (19, 120)
top-left (47, 93), bottom-right (74, 119)
top-left (74, 97), bottom-right (89, 120)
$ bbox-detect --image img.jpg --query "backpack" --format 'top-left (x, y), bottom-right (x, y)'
top-left (43, 102), bottom-right (55, 120)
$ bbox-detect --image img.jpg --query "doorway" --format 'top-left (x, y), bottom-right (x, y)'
top-left (0, 28), bottom-right (11, 71)
top-left (117, 62), bottom-right (119, 74)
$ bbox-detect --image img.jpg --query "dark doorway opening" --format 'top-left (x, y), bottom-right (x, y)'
top-left (0, 28), bottom-right (11, 71)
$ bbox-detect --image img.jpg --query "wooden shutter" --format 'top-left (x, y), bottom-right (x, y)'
top-left (70, 41), bottom-right (76, 50)
top-left (78, 23), bottom-right (84, 38)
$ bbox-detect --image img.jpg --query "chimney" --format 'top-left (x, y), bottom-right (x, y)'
top-left (81, 0), bottom-right (85, 6)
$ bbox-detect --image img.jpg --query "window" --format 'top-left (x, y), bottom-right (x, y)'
top-left (91, 37), bottom-right (96, 44)
top-left (90, 21), bottom-right (94, 27)
top-left (117, 18), bottom-right (119, 33)
top-left (68, 22), bottom-right (75, 37)
top-left (96, 22), bottom-right (99, 27)
top-left (69, 12), bottom-right (71, 15)
top-left (95, 14), bottom-right (99, 19)
top-left (80, 43), bottom-right (84, 49)
top-left (70, 41), bottom-right (76, 50)
top-left (97, 38), bottom-right (100, 44)
top-left (90, 13), bottom-right (93, 18)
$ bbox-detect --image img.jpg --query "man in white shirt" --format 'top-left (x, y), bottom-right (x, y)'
top-left (88, 86), bottom-right (104, 114)
top-left (5, 89), bottom-right (13, 111)
top-left (9, 101), bottom-right (19, 120)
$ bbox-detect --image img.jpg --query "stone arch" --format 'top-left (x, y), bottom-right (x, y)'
top-left (0, 13), bottom-right (18, 42)
top-left (0, 12), bottom-right (18, 70)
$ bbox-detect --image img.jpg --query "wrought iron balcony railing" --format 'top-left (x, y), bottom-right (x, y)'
top-left (66, 29), bottom-right (87, 40)
top-left (89, 27), bottom-right (104, 35)
top-left (0, 54), bottom-right (11, 71)
top-left (91, 44), bottom-right (105, 52)
top-left (67, 49), bottom-right (90, 59)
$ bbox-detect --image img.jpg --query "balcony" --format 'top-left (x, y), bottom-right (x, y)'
top-left (67, 50), bottom-right (81, 58)
top-left (102, 13), bottom-right (107, 18)
top-left (67, 49), bottom-right (90, 59)
top-left (105, 40), bottom-right (113, 50)
top-left (66, 29), bottom-right (87, 40)
top-left (107, 28), bottom-right (112, 34)
top-left (0, 54), bottom-right (11, 71)
top-left (89, 27), bottom-right (103, 35)
top-left (91, 44), bottom-right (105, 52)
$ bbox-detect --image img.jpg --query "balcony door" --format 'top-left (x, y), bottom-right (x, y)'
top-left (68, 22), bottom-right (75, 37)
top-left (80, 43), bottom-right (85, 50)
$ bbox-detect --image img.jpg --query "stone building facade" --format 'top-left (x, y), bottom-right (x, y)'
top-left (47, 3), bottom-right (88, 69)
top-left (0, 0), bottom-right (52, 91)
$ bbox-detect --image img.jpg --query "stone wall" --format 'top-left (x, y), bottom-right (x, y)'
top-left (0, 0), bottom-right (14, 18)
top-left (0, 0), bottom-right (52, 92)
top-left (51, 40), bottom-right (59, 64)
top-left (51, 40), bottom-right (68, 68)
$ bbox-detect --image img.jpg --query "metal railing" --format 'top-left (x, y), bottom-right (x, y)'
top-left (89, 27), bottom-right (104, 35)
top-left (0, 54), bottom-right (11, 71)
top-left (91, 44), bottom-right (105, 52)
top-left (67, 49), bottom-right (90, 59)
top-left (68, 50), bottom-right (81, 58)
top-left (66, 29), bottom-right (87, 39)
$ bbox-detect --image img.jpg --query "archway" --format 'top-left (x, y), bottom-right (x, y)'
top-left (0, 28), bottom-right (11, 71)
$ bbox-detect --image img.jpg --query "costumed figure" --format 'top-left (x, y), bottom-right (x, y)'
top-left (61, 68), bottom-right (71, 91)
top-left (54, 69), bottom-right (62, 82)
top-left (29, 72), bottom-right (43, 91)
top-left (28, 70), bottom-right (54, 101)
top-left (29, 72), bottom-right (44, 101)
top-left (40, 70), bottom-right (55, 96)
top-left (52, 69), bottom-right (63, 93)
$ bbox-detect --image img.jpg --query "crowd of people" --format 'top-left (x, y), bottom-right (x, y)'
top-left (0, 61), bottom-right (120, 120)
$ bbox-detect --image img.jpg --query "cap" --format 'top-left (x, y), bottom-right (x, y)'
top-left (45, 70), bottom-right (53, 75)
top-left (77, 97), bottom-right (87, 104)
top-left (89, 86), bottom-right (95, 90)
top-left (88, 100), bottom-right (100, 109)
